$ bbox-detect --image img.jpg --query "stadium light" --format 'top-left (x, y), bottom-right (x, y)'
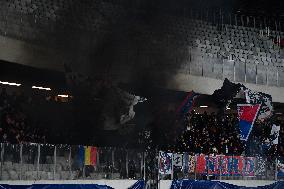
top-left (32, 86), bottom-right (51, 91)
top-left (58, 95), bottom-right (69, 98)
top-left (0, 81), bottom-right (21, 86)
top-left (199, 105), bottom-right (208, 108)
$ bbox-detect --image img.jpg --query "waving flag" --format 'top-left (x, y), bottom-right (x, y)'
top-left (212, 79), bottom-right (273, 121)
top-left (177, 91), bottom-right (199, 115)
top-left (244, 89), bottom-right (273, 120)
top-left (237, 104), bottom-right (260, 141)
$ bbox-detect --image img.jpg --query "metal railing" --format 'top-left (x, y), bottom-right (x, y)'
top-left (0, 143), bottom-right (144, 180)
top-left (0, 143), bottom-right (283, 181)
top-left (181, 55), bottom-right (284, 87)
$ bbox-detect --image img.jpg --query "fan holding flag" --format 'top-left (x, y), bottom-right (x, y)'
top-left (237, 104), bottom-right (261, 141)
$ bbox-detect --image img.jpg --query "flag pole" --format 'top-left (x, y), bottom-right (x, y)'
top-left (158, 151), bottom-right (160, 189)
top-left (126, 150), bottom-right (129, 178)
top-left (83, 146), bottom-right (86, 179)
top-left (111, 148), bottom-right (114, 179)
top-left (140, 152), bottom-right (143, 179)
top-left (171, 153), bottom-right (174, 180)
top-left (275, 157), bottom-right (278, 181)
top-left (68, 146), bottom-right (71, 179)
top-left (143, 152), bottom-right (146, 181)
top-left (53, 145), bottom-right (57, 180)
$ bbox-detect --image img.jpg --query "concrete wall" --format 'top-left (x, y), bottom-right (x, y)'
top-left (0, 35), bottom-right (64, 71)
top-left (0, 180), bottom-right (138, 189)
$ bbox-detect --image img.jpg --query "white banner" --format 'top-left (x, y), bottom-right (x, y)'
top-left (173, 153), bottom-right (183, 167)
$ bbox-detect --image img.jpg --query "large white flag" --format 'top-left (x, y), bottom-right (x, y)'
top-left (244, 88), bottom-right (273, 120)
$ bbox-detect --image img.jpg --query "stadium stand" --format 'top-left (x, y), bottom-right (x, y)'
top-left (0, 1), bottom-right (283, 188)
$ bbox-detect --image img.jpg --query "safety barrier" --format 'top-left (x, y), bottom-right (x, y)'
top-left (1, 143), bottom-right (284, 184)
top-left (0, 143), bottom-right (144, 181)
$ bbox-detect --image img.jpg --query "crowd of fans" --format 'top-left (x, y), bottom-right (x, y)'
top-left (176, 111), bottom-right (284, 157)
top-left (177, 112), bottom-right (243, 155)
top-left (0, 88), bottom-right (47, 144)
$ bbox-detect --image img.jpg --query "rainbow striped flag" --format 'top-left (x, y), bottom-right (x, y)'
top-left (79, 146), bottom-right (97, 166)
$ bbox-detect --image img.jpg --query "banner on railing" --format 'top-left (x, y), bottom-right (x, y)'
top-left (79, 146), bottom-right (97, 166)
top-left (173, 153), bottom-right (183, 167)
top-left (161, 152), bottom-right (256, 176)
top-left (183, 153), bottom-right (195, 174)
top-left (211, 156), bottom-right (254, 176)
top-left (196, 154), bottom-right (207, 174)
top-left (189, 155), bottom-right (196, 173)
top-left (159, 152), bottom-right (172, 175)
top-left (244, 157), bottom-right (255, 176)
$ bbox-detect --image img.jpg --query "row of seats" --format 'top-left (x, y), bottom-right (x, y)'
top-left (1, 170), bottom-right (76, 180)
top-left (2, 163), bottom-right (69, 172)
top-left (185, 18), bottom-right (284, 67)
top-left (1, 170), bottom-right (135, 180)
top-left (1, 163), bottom-right (140, 180)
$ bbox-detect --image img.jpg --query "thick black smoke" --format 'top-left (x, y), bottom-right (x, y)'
top-left (57, 1), bottom-right (193, 144)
